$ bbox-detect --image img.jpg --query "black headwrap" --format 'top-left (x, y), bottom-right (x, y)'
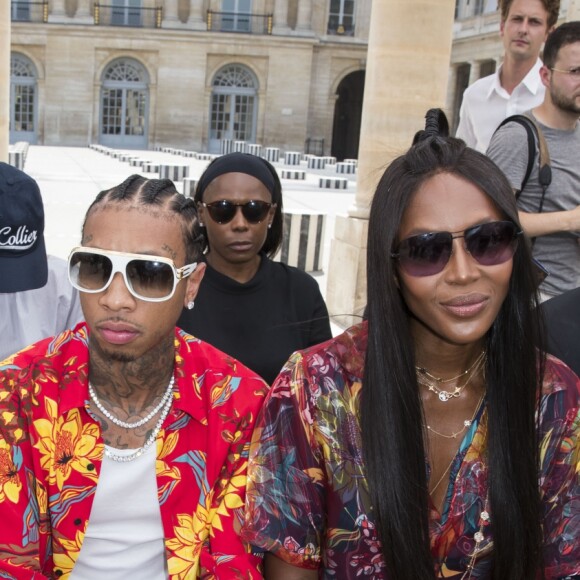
top-left (197, 152), bottom-right (275, 196)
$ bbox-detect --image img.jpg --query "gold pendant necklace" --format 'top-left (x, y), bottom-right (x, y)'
top-left (426, 392), bottom-right (485, 439)
top-left (417, 351), bottom-right (486, 402)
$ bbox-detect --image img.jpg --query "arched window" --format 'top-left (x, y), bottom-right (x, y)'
top-left (209, 64), bottom-right (258, 153)
top-left (10, 53), bottom-right (38, 144)
top-left (99, 58), bottom-right (149, 149)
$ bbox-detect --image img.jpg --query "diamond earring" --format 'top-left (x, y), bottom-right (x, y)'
top-left (187, 301), bottom-right (195, 310)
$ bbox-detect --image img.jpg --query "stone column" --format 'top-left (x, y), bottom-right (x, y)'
top-left (0, 0), bottom-right (9, 162)
top-left (272, 0), bottom-right (289, 33)
top-left (566, 0), bottom-right (580, 20)
top-left (186, 0), bottom-right (206, 29)
top-left (75, 0), bottom-right (93, 22)
top-left (48, 0), bottom-right (67, 21)
top-left (445, 64), bottom-right (458, 115)
top-left (296, 0), bottom-right (312, 32)
top-left (326, 0), bottom-right (456, 328)
top-left (161, 0), bottom-right (180, 27)
top-left (468, 60), bottom-right (481, 85)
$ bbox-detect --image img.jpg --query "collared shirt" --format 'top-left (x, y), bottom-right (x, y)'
top-left (242, 322), bottom-right (580, 579)
top-left (0, 323), bottom-right (267, 579)
top-left (0, 255), bottom-right (84, 360)
top-left (455, 58), bottom-right (545, 152)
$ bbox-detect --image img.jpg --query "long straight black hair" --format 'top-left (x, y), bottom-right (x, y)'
top-left (362, 110), bottom-right (545, 579)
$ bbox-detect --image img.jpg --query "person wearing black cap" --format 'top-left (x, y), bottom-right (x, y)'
top-left (177, 152), bottom-right (332, 385)
top-left (0, 162), bottom-right (83, 360)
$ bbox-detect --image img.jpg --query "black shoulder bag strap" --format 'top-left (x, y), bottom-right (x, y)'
top-left (494, 114), bottom-right (552, 212)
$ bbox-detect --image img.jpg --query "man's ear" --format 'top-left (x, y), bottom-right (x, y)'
top-left (183, 262), bottom-right (207, 307)
top-left (539, 64), bottom-right (551, 88)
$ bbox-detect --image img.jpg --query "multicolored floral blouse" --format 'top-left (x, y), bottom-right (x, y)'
top-left (242, 322), bottom-right (580, 579)
top-left (0, 323), bottom-right (267, 579)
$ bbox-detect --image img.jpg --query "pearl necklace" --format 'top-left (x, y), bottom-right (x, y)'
top-left (104, 387), bottom-right (174, 463)
top-left (417, 351), bottom-right (486, 402)
top-left (89, 374), bottom-right (175, 429)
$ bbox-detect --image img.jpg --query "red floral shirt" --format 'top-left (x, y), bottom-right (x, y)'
top-left (0, 323), bottom-right (267, 579)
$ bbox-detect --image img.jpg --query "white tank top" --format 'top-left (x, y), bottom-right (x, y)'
top-left (70, 444), bottom-right (168, 579)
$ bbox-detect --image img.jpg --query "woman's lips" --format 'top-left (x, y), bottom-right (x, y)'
top-left (441, 295), bottom-right (489, 318)
top-left (228, 241), bottom-right (253, 252)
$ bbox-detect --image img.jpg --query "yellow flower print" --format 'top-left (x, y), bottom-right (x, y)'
top-left (210, 473), bottom-right (245, 534)
top-left (167, 512), bottom-right (205, 579)
top-left (33, 398), bottom-right (102, 490)
top-left (156, 431), bottom-right (181, 480)
top-left (0, 438), bottom-right (21, 504)
top-left (167, 464), bottom-right (247, 579)
top-left (53, 526), bottom-right (86, 577)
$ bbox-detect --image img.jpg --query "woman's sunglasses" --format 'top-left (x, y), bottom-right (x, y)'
top-left (391, 220), bottom-right (522, 277)
top-left (200, 200), bottom-right (274, 224)
top-left (68, 247), bottom-right (197, 302)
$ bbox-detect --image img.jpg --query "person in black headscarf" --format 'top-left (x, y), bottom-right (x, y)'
top-left (177, 152), bottom-right (332, 385)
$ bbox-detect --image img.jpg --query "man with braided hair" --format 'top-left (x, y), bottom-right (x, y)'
top-left (0, 175), bottom-right (266, 578)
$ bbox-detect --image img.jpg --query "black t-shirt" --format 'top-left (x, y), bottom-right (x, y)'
top-left (178, 255), bottom-right (333, 385)
top-left (541, 286), bottom-right (580, 377)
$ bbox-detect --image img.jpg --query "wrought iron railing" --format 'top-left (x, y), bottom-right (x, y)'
top-left (207, 10), bottom-right (272, 35)
top-left (93, 2), bottom-right (162, 28)
top-left (10, 1), bottom-right (48, 23)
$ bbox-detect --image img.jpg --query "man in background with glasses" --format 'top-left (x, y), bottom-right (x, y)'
top-left (0, 175), bottom-right (266, 578)
top-left (0, 162), bottom-right (83, 360)
top-left (488, 21), bottom-right (580, 300)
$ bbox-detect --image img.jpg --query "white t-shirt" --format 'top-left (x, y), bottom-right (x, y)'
top-left (455, 59), bottom-right (545, 152)
top-left (0, 255), bottom-right (83, 360)
top-left (70, 444), bottom-right (168, 580)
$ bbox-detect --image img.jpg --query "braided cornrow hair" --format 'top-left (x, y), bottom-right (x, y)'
top-left (82, 174), bottom-right (204, 262)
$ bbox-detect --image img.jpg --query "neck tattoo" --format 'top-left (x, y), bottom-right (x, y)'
top-left (89, 374), bottom-right (175, 429)
top-left (89, 372), bottom-right (175, 463)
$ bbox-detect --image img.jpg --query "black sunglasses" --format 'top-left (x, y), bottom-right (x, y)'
top-left (391, 220), bottom-right (522, 277)
top-left (201, 200), bottom-right (274, 224)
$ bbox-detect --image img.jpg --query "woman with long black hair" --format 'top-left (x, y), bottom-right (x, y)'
top-left (241, 110), bottom-right (580, 579)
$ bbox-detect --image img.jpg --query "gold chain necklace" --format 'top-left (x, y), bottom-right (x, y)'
top-left (426, 392), bottom-right (485, 439)
top-left (417, 351), bottom-right (486, 402)
top-left (429, 454), bottom-right (456, 495)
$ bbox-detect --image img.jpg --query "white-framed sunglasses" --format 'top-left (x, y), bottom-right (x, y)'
top-left (68, 246), bottom-right (197, 302)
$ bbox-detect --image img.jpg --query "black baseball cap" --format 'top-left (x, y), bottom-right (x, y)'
top-left (0, 162), bottom-right (48, 292)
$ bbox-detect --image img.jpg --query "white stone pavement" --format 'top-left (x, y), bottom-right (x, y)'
top-left (21, 146), bottom-right (360, 333)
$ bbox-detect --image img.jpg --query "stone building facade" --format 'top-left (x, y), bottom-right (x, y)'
top-left (9, 0), bottom-right (369, 157)
top-left (10, 0), bottom-right (580, 155)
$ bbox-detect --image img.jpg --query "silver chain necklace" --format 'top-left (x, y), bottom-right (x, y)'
top-left (89, 374), bottom-right (175, 429)
top-left (104, 391), bottom-right (174, 463)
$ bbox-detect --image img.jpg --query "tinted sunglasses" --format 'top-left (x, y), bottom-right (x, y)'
top-left (201, 200), bottom-right (274, 224)
top-left (68, 247), bottom-right (197, 302)
top-left (392, 221), bottom-right (522, 277)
